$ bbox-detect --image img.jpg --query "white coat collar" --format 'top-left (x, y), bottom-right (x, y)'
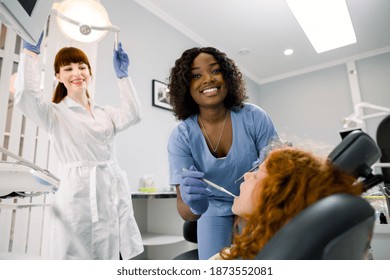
top-left (62, 96), bottom-right (103, 110)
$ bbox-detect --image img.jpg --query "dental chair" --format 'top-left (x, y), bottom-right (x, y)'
top-left (376, 115), bottom-right (390, 209)
top-left (173, 220), bottom-right (198, 260)
top-left (174, 130), bottom-right (382, 260)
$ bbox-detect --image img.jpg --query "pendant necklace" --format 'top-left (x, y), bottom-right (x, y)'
top-left (199, 110), bottom-right (229, 154)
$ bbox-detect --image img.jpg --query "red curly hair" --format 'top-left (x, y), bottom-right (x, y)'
top-left (220, 147), bottom-right (363, 259)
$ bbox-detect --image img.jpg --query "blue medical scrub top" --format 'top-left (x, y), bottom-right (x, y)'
top-left (168, 103), bottom-right (278, 216)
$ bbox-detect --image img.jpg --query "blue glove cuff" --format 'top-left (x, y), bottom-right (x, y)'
top-left (116, 72), bottom-right (128, 79)
top-left (23, 32), bottom-right (43, 54)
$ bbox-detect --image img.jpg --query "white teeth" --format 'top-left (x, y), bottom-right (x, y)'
top-left (203, 87), bottom-right (217, 93)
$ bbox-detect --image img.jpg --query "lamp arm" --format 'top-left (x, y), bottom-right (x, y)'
top-left (354, 102), bottom-right (390, 116)
top-left (342, 102), bottom-right (390, 128)
top-left (89, 24), bottom-right (120, 32)
top-left (52, 9), bottom-right (120, 32)
top-left (361, 112), bottom-right (390, 120)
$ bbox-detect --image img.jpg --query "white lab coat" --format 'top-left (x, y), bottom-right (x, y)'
top-left (14, 53), bottom-right (144, 260)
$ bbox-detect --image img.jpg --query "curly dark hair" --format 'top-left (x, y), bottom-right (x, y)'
top-left (167, 47), bottom-right (247, 120)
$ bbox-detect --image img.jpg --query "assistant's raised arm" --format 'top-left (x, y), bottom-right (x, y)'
top-left (110, 42), bottom-right (142, 130)
top-left (14, 33), bottom-right (54, 133)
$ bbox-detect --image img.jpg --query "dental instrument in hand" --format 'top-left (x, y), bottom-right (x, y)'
top-left (234, 164), bottom-right (259, 183)
top-left (234, 139), bottom-right (293, 183)
top-left (183, 168), bottom-right (236, 197)
top-left (202, 177), bottom-right (237, 198)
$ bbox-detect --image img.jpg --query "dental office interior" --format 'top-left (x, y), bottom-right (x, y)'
top-left (0, 0), bottom-right (390, 260)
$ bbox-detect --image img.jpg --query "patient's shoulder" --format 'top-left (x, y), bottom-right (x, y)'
top-left (209, 252), bottom-right (223, 260)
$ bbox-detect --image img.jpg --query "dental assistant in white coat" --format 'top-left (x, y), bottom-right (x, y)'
top-left (14, 34), bottom-right (144, 259)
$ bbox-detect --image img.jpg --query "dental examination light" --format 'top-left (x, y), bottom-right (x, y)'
top-left (52, 0), bottom-right (120, 44)
top-left (342, 102), bottom-right (390, 129)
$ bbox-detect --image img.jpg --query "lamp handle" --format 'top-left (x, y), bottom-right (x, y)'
top-left (114, 32), bottom-right (119, 50)
top-left (52, 9), bottom-right (121, 32)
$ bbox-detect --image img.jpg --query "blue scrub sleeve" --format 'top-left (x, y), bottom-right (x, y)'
top-left (168, 124), bottom-right (194, 185)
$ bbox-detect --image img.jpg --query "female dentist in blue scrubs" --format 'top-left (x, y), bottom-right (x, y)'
top-left (167, 47), bottom-right (278, 259)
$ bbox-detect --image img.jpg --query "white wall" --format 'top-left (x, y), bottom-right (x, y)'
top-left (258, 64), bottom-right (353, 150)
top-left (357, 53), bottom-right (390, 137)
top-left (256, 52), bottom-right (390, 155)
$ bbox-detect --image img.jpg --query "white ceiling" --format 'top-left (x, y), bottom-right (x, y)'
top-left (133, 0), bottom-right (390, 85)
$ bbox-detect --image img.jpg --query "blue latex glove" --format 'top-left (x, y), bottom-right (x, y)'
top-left (180, 166), bottom-right (212, 215)
top-left (113, 42), bottom-right (129, 79)
top-left (22, 32), bottom-right (43, 54)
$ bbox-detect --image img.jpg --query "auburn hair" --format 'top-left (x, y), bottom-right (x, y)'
top-left (52, 47), bottom-right (92, 103)
top-left (220, 147), bottom-right (363, 259)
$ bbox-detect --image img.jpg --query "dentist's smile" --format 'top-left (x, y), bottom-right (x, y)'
top-left (201, 86), bottom-right (221, 96)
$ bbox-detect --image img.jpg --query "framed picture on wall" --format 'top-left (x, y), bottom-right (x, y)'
top-left (152, 79), bottom-right (172, 111)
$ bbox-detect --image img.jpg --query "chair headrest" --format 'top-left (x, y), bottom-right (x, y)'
top-left (255, 193), bottom-right (375, 260)
top-left (328, 130), bottom-right (381, 178)
top-left (377, 115), bottom-right (390, 182)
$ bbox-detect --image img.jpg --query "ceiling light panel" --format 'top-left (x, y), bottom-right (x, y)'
top-left (286, 0), bottom-right (357, 53)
